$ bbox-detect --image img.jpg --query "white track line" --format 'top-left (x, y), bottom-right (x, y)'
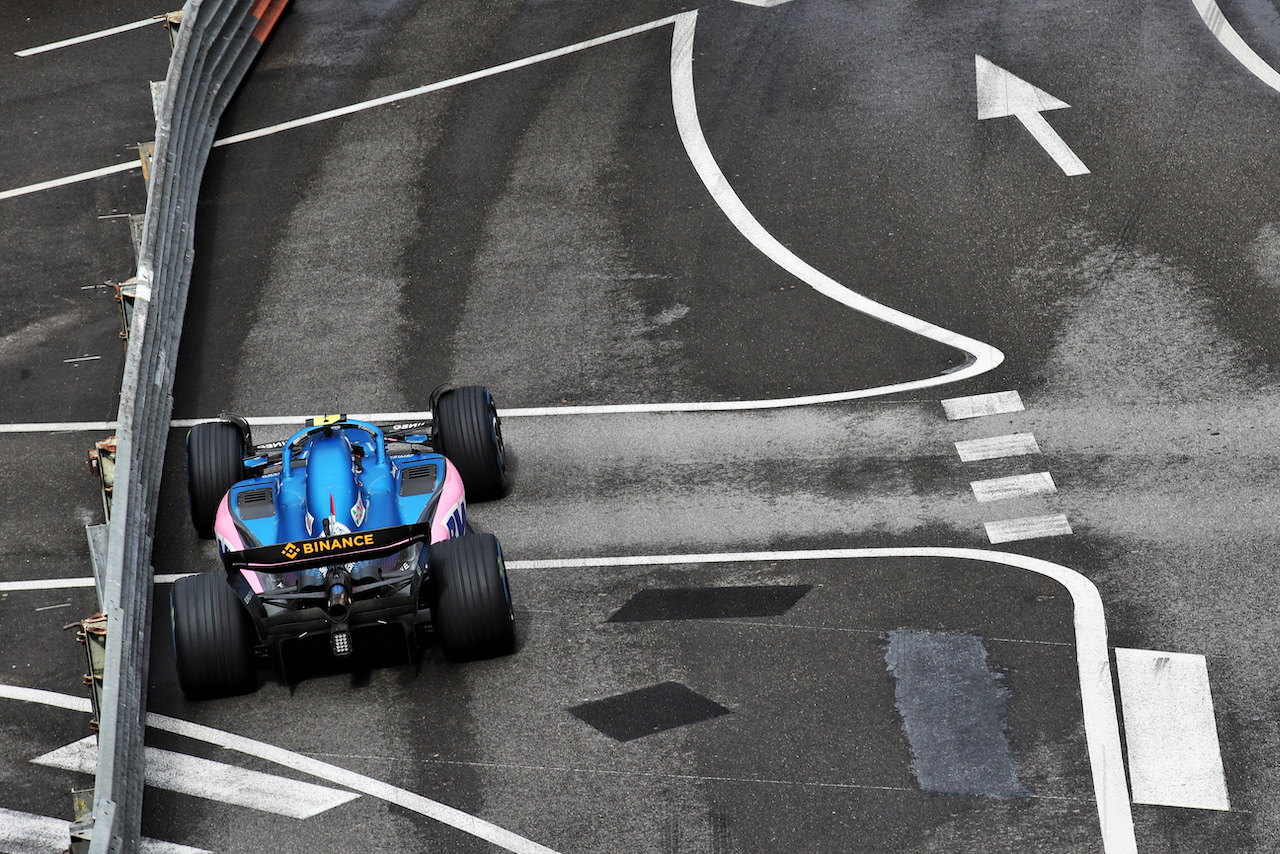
top-left (0, 685), bottom-right (91, 713)
top-left (210, 15), bottom-right (684, 148)
top-left (0, 545), bottom-right (1133, 854)
top-left (513, 546), bottom-right (1133, 854)
top-left (3, 13), bottom-right (1003, 415)
top-left (142, 712), bottom-right (564, 854)
top-left (0, 16), bottom-right (679, 203)
top-left (1194, 0), bottom-right (1280, 93)
top-left (1017, 109), bottom-right (1090, 176)
top-left (0, 162), bottom-right (139, 203)
top-left (517, 546), bottom-right (1133, 854)
top-left (14, 16), bottom-right (165, 57)
top-left (0, 420), bottom-right (118, 434)
top-left (669, 12), bottom-right (1003, 399)
top-left (0, 577), bottom-right (96, 593)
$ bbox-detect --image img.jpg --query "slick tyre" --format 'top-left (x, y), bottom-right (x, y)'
top-left (430, 533), bottom-right (515, 662)
top-left (433, 386), bottom-right (506, 501)
top-left (171, 573), bottom-right (257, 699)
top-left (187, 420), bottom-right (246, 538)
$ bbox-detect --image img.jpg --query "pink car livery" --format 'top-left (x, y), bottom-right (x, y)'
top-left (171, 385), bottom-right (514, 699)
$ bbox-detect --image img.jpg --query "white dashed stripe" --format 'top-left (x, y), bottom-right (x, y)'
top-left (984, 514), bottom-right (1073, 544)
top-left (955, 433), bottom-right (1041, 462)
top-left (941, 391), bottom-right (1024, 420)
top-left (970, 472), bottom-right (1056, 503)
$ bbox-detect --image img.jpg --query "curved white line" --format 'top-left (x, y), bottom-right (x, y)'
top-left (0, 685), bottom-right (562, 854)
top-left (1194, 0), bottom-right (1280, 92)
top-left (5, 545), bottom-right (1134, 854)
top-left (517, 546), bottom-right (1136, 854)
top-left (141, 713), bottom-right (562, 854)
top-left (669, 11), bottom-right (1005, 400)
top-left (2, 11), bottom-right (1001, 420)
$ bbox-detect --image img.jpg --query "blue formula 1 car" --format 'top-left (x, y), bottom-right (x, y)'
top-left (170, 384), bottom-right (515, 699)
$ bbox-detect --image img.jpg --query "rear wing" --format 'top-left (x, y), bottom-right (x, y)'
top-left (222, 522), bottom-right (432, 572)
top-left (242, 416), bottom-right (437, 478)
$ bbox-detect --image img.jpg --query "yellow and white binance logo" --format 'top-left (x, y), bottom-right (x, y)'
top-left (280, 534), bottom-right (375, 561)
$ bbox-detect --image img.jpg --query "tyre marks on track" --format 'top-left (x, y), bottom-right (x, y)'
top-left (3, 8), bottom-right (1011, 429)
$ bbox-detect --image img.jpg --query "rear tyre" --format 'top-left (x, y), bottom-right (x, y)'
top-left (171, 573), bottom-right (257, 699)
top-left (433, 386), bottom-right (506, 501)
top-left (430, 533), bottom-right (515, 662)
top-left (187, 420), bottom-right (246, 538)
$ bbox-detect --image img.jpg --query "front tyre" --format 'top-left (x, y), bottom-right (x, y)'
top-left (430, 533), bottom-right (515, 662)
top-left (433, 386), bottom-right (506, 501)
top-left (171, 572), bottom-right (257, 699)
top-left (187, 420), bottom-right (246, 538)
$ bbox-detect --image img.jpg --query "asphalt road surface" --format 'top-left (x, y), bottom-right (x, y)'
top-left (5, 0), bottom-right (1280, 852)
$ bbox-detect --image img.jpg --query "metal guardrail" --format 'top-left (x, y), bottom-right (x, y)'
top-left (86, 1), bottom-right (288, 851)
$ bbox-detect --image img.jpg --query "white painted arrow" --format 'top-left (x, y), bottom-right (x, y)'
top-left (33, 737), bottom-right (360, 819)
top-left (975, 55), bottom-right (1089, 176)
top-left (0, 807), bottom-right (210, 854)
